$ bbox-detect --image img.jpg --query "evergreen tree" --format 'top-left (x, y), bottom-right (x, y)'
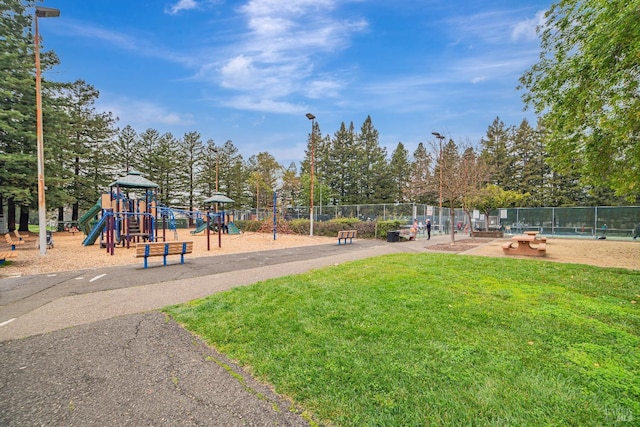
top-left (111, 125), bottom-right (140, 175)
top-left (199, 139), bottom-right (219, 200)
top-left (479, 117), bottom-right (515, 190)
top-left (57, 80), bottom-right (117, 218)
top-left (355, 116), bottom-right (390, 203)
top-left (177, 131), bottom-right (203, 212)
top-left (511, 119), bottom-right (545, 206)
top-left (153, 132), bottom-right (184, 206)
top-left (211, 139), bottom-right (246, 208)
top-left (325, 122), bottom-right (358, 204)
top-left (137, 128), bottom-right (162, 179)
top-left (407, 142), bottom-right (434, 204)
top-left (0, 0), bottom-right (43, 229)
top-left (388, 142), bottom-right (410, 202)
top-left (300, 119), bottom-right (325, 208)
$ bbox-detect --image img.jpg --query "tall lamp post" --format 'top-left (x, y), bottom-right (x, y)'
top-left (431, 132), bottom-right (445, 235)
top-left (35, 6), bottom-right (60, 255)
top-left (305, 113), bottom-right (316, 236)
top-left (212, 147), bottom-right (219, 192)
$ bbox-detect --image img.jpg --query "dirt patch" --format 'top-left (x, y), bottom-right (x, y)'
top-left (1, 233), bottom-right (638, 277)
top-left (432, 237), bottom-right (640, 271)
top-left (0, 230), bottom-right (337, 277)
top-left (425, 238), bottom-right (494, 253)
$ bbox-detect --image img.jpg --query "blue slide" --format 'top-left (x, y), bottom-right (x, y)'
top-left (190, 221), bottom-right (209, 235)
top-left (82, 215), bottom-right (106, 246)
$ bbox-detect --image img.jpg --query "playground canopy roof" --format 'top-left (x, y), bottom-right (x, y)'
top-left (109, 170), bottom-right (159, 189)
top-left (204, 192), bottom-right (235, 204)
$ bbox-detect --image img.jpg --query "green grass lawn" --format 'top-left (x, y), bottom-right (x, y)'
top-left (164, 253), bottom-right (640, 426)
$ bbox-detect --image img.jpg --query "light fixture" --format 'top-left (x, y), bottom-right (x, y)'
top-left (34, 5), bottom-right (60, 255)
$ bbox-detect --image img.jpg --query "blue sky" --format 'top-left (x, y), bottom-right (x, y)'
top-left (40, 0), bottom-right (550, 167)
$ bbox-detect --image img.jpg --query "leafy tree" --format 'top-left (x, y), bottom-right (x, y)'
top-left (438, 139), bottom-right (461, 242)
top-left (456, 146), bottom-right (490, 234)
top-left (247, 152), bottom-right (282, 210)
top-left (520, 0), bottom-right (640, 200)
top-left (469, 184), bottom-right (527, 231)
top-left (281, 162), bottom-right (301, 211)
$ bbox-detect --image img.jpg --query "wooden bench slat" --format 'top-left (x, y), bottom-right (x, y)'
top-left (337, 230), bottom-right (357, 245)
top-left (4, 233), bottom-right (24, 248)
top-left (0, 251), bottom-right (18, 259)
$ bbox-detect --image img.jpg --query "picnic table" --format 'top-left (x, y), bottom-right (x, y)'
top-left (502, 234), bottom-right (547, 257)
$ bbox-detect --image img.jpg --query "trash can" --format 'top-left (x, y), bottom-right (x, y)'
top-left (387, 230), bottom-right (400, 242)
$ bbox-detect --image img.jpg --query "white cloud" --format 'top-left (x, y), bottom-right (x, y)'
top-left (59, 21), bottom-right (196, 67)
top-left (98, 97), bottom-right (195, 129)
top-left (306, 79), bottom-right (342, 99)
top-left (240, 0), bottom-right (336, 17)
top-left (220, 96), bottom-right (302, 114)
top-left (63, 22), bottom-right (138, 50)
top-left (197, 0), bottom-right (367, 112)
top-left (166, 0), bottom-right (199, 15)
top-left (220, 55), bottom-right (256, 88)
top-left (511, 10), bottom-right (546, 42)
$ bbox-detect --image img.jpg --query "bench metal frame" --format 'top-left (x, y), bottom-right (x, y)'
top-left (136, 241), bottom-right (193, 268)
top-left (337, 230), bottom-right (357, 245)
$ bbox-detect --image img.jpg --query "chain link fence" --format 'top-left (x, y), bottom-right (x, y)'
top-left (232, 204), bottom-right (640, 238)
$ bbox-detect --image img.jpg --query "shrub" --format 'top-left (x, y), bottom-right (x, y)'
top-left (376, 220), bottom-right (404, 239)
top-left (236, 218), bottom-right (388, 239)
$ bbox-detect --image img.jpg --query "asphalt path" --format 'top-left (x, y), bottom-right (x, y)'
top-left (0, 236), bottom-right (444, 426)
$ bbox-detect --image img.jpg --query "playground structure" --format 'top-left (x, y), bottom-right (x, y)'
top-left (78, 171), bottom-right (236, 256)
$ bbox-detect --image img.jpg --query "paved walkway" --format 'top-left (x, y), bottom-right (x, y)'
top-left (0, 235), bottom-right (449, 426)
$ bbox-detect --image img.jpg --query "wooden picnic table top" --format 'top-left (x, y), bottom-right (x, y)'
top-left (512, 234), bottom-right (537, 242)
top-left (524, 231), bottom-right (539, 235)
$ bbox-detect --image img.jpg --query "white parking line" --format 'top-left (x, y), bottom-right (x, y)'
top-left (89, 274), bottom-right (106, 283)
top-left (0, 318), bottom-right (16, 327)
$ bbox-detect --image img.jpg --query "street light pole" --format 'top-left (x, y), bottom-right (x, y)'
top-left (306, 113), bottom-right (316, 236)
top-left (213, 148), bottom-right (219, 192)
top-left (34, 6), bottom-right (60, 255)
top-left (432, 132), bottom-right (445, 235)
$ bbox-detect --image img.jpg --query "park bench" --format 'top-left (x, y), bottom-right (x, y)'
top-left (337, 230), bottom-right (357, 245)
top-left (0, 251), bottom-right (17, 265)
top-left (4, 233), bottom-right (24, 250)
top-left (135, 241), bottom-right (193, 269)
